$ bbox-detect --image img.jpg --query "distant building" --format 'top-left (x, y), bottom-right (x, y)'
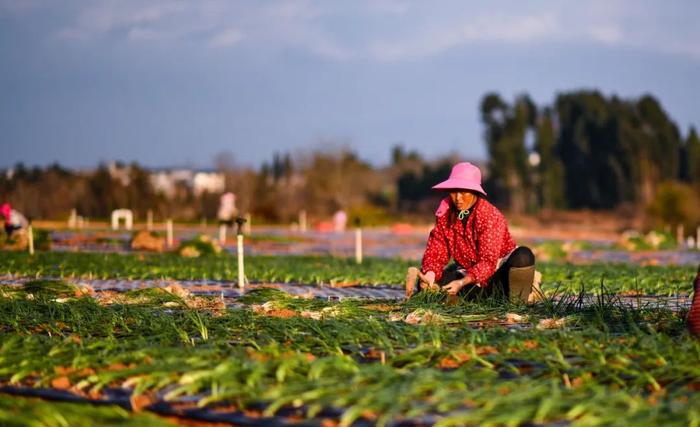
top-left (108, 161), bottom-right (131, 186)
top-left (149, 168), bottom-right (225, 198)
top-left (150, 170), bottom-right (193, 198)
top-left (193, 171), bottom-right (225, 196)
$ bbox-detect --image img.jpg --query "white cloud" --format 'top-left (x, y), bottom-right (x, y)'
top-left (365, 0), bottom-right (409, 16)
top-left (127, 27), bottom-right (168, 42)
top-left (650, 40), bottom-right (700, 60)
top-left (589, 25), bottom-right (623, 45)
top-left (481, 13), bottom-right (560, 42)
top-left (369, 13), bottom-right (561, 62)
top-left (306, 37), bottom-right (354, 60)
top-left (209, 28), bottom-right (243, 48)
top-left (54, 1), bottom-right (186, 41)
top-left (0, 0), bottom-right (45, 15)
top-left (46, 1), bottom-right (700, 62)
top-left (55, 27), bottom-right (86, 41)
top-left (263, 0), bottom-right (320, 22)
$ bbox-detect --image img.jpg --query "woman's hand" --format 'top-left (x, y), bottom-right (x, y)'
top-left (417, 270), bottom-right (436, 290)
top-left (442, 275), bottom-right (475, 295)
top-left (441, 279), bottom-right (465, 295)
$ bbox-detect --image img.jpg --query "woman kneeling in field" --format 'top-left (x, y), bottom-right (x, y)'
top-left (406, 162), bottom-right (539, 302)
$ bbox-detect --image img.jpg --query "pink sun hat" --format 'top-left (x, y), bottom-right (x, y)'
top-left (0, 203), bottom-right (10, 219)
top-left (432, 162), bottom-right (487, 196)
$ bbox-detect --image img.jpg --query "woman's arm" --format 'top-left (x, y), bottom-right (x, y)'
top-left (421, 217), bottom-right (451, 282)
top-left (466, 210), bottom-right (508, 285)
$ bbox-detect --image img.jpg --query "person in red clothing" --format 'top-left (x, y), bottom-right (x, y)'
top-left (688, 264), bottom-right (700, 337)
top-left (406, 162), bottom-right (536, 302)
top-left (1, 203), bottom-right (28, 239)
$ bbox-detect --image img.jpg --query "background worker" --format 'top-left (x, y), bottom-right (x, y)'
top-left (217, 192), bottom-right (238, 228)
top-left (1, 203), bottom-right (28, 239)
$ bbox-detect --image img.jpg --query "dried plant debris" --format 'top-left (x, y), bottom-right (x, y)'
top-left (0, 252), bottom-right (698, 426)
top-left (1, 251), bottom-right (694, 294)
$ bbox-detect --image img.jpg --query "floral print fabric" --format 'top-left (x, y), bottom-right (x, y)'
top-left (421, 197), bottom-right (516, 284)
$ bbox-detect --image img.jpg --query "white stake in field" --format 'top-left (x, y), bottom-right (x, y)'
top-left (235, 217), bottom-right (248, 289)
top-left (218, 224), bottom-right (227, 244)
top-left (166, 219), bottom-right (174, 248)
top-left (27, 225), bottom-right (34, 256)
top-left (299, 210), bottom-right (307, 233)
top-left (355, 227), bottom-right (363, 264)
top-left (243, 213), bottom-right (252, 235)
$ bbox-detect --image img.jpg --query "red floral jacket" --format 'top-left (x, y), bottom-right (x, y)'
top-left (421, 197), bottom-right (516, 284)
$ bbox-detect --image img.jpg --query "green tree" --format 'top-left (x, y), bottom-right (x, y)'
top-left (534, 108), bottom-right (565, 209)
top-left (647, 181), bottom-right (700, 231)
top-left (396, 159), bottom-right (453, 211)
top-left (635, 95), bottom-right (682, 204)
top-left (554, 91), bottom-right (680, 209)
top-left (480, 93), bottom-right (535, 212)
top-left (556, 91), bottom-right (612, 208)
top-left (685, 127), bottom-right (700, 185)
top-left (302, 149), bottom-right (378, 217)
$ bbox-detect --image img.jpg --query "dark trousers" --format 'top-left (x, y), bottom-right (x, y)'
top-left (4, 224), bottom-right (21, 239)
top-left (438, 246), bottom-right (535, 299)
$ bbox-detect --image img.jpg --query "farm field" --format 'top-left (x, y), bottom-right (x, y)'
top-left (0, 247), bottom-right (699, 426)
top-left (0, 251), bottom-right (696, 295)
top-left (4, 1), bottom-right (699, 425)
top-left (44, 226), bottom-right (700, 266)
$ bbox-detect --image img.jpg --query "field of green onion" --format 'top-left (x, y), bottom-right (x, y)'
top-left (0, 251), bottom-right (695, 294)
top-left (0, 251), bottom-right (699, 426)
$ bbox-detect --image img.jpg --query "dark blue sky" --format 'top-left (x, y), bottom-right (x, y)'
top-left (1, 1), bottom-right (699, 169)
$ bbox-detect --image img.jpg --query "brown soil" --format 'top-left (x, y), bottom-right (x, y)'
top-left (50, 376), bottom-right (71, 390)
top-left (509, 209), bottom-right (639, 242)
top-left (130, 393), bottom-right (155, 412)
top-left (437, 351), bottom-right (471, 368)
top-left (251, 305), bottom-right (299, 318)
top-left (330, 281), bottom-right (361, 288)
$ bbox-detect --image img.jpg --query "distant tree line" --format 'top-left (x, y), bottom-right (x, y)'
top-left (482, 90), bottom-right (700, 227)
top-left (1, 90), bottom-right (698, 228)
top-left (0, 163), bottom-right (197, 222)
